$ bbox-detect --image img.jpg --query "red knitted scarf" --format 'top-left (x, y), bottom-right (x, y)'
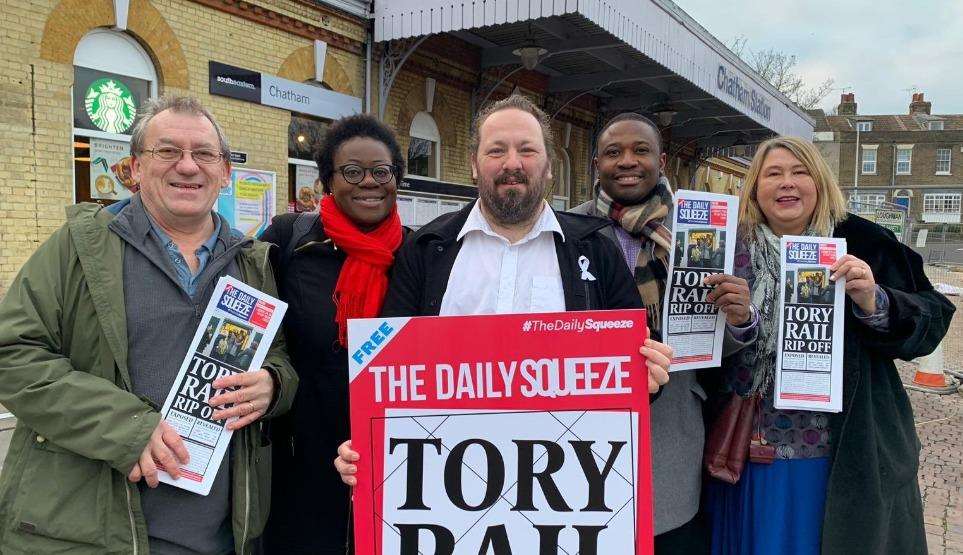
top-left (320, 195), bottom-right (402, 346)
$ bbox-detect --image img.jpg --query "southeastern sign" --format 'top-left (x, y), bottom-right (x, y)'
top-left (209, 61), bottom-right (361, 120)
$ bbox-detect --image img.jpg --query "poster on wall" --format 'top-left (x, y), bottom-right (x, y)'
top-left (348, 309), bottom-right (654, 554)
top-left (396, 195), bottom-right (415, 226)
top-left (89, 137), bottom-right (138, 200)
top-left (294, 165), bottom-right (320, 213)
top-left (217, 168), bottom-right (276, 238)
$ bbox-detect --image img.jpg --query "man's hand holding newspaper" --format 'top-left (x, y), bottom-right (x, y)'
top-left (209, 368), bottom-right (275, 431)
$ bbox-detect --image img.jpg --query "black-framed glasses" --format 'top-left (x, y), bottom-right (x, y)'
top-left (337, 164), bottom-right (396, 185)
top-left (142, 146), bottom-right (225, 164)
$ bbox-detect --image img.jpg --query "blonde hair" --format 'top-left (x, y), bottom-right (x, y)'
top-left (738, 136), bottom-right (847, 237)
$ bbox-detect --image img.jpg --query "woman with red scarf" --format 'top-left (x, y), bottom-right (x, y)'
top-left (261, 114), bottom-right (404, 554)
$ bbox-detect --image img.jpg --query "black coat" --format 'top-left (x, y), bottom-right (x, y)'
top-left (821, 215), bottom-right (954, 554)
top-left (259, 213), bottom-right (354, 554)
top-left (382, 200), bottom-right (642, 316)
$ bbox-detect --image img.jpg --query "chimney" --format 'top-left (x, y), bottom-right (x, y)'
top-left (909, 92), bottom-right (931, 115)
top-left (838, 92), bottom-right (857, 116)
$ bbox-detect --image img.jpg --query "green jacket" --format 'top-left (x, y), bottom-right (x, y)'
top-left (0, 203), bottom-right (297, 554)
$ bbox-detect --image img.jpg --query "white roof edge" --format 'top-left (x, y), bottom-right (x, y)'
top-left (650, 0), bottom-right (814, 125)
top-left (373, 0), bottom-right (814, 137)
top-left (315, 0), bottom-right (370, 19)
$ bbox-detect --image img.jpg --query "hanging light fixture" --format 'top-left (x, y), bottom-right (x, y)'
top-left (651, 105), bottom-right (678, 127)
top-left (513, 40), bottom-right (547, 70)
top-left (513, 22), bottom-right (547, 70)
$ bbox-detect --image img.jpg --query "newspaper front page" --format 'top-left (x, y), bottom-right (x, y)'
top-left (157, 276), bottom-right (287, 495)
top-left (662, 190), bottom-right (739, 371)
top-left (774, 236), bottom-right (846, 412)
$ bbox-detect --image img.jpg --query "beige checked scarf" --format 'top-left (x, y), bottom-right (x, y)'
top-left (594, 176), bottom-right (674, 335)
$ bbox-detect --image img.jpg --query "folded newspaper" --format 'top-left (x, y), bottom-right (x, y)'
top-left (774, 236), bottom-right (846, 413)
top-left (157, 276), bottom-right (287, 495)
top-left (662, 190), bottom-right (739, 371)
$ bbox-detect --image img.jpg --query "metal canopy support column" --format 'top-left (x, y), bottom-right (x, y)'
top-left (378, 36), bottom-right (429, 120)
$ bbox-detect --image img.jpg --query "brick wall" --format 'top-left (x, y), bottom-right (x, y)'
top-left (0, 0), bottom-right (366, 294)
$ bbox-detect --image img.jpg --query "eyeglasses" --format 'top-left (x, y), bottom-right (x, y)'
top-left (337, 164), bottom-right (396, 185)
top-left (141, 146), bottom-right (225, 164)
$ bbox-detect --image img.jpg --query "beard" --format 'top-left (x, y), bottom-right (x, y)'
top-left (479, 167), bottom-right (549, 226)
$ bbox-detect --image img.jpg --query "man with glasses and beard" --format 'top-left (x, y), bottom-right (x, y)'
top-left (334, 95), bottom-right (674, 498)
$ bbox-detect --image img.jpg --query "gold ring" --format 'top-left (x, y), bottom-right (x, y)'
top-left (248, 401), bottom-right (254, 413)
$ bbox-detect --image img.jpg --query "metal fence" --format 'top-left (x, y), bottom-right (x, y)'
top-left (848, 199), bottom-right (963, 373)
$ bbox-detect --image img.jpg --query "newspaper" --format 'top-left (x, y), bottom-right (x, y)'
top-left (157, 276), bottom-right (287, 495)
top-left (662, 190), bottom-right (739, 371)
top-left (774, 236), bottom-right (846, 412)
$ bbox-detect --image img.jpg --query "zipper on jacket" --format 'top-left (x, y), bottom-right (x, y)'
top-left (126, 482), bottom-right (139, 555)
top-left (583, 281), bottom-right (593, 310)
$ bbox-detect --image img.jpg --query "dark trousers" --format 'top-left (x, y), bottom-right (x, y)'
top-left (654, 511), bottom-right (710, 555)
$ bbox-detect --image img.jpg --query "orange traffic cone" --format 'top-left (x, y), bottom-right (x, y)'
top-left (913, 342), bottom-right (948, 388)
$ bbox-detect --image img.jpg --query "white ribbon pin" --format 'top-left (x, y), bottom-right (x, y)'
top-left (578, 255), bottom-right (597, 281)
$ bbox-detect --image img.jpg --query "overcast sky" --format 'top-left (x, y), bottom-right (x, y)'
top-left (674, 0), bottom-right (963, 115)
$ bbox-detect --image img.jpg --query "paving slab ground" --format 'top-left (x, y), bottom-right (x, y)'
top-left (912, 266), bottom-right (963, 555)
top-left (0, 268), bottom-right (960, 552)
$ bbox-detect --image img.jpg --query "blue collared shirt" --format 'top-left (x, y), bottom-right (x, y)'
top-left (147, 215), bottom-right (222, 297)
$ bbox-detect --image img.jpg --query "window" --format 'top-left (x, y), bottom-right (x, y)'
top-left (407, 111), bottom-right (440, 179)
top-left (923, 193), bottom-right (961, 223)
top-left (861, 147), bottom-right (877, 174)
top-left (928, 121), bottom-right (945, 131)
top-left (924, 194), bottom-right (961, 213)
top-left (849, 193), bottom-right (886, 215)
top-left (72, 29), bottom-right (157, 205)
top-left (550, 148), bottom-right (572, 210)
top-left (856, 121), bottom-right (872, 132)
top-left (936, 148), bottom-right (952, 174)
top-left (288, 115), bottom-right (329, 213)
top-left (896, 146), bottom-right (913, 175)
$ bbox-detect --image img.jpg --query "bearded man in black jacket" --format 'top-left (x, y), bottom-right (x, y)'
top-left (334, 95), bottom-right (674, 490)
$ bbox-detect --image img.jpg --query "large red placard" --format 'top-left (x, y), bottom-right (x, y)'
top-left (348, 309), bottom-right (652, 554)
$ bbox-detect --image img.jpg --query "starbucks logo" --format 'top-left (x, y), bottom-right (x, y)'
top-left (84, 78), bottom-right (137, 134)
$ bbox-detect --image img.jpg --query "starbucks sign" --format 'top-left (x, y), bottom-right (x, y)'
top-left (73, 66), bottom-right (150, 135)
top-left (84, 78), bottom-right (137, 133)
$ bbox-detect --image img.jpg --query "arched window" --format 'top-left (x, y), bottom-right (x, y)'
top-left (72, 29), bottom-right (157, 204)
top-left (407, 111), bottom-right (441, 179)
top-left (551, 148), bottom-right (571, 210)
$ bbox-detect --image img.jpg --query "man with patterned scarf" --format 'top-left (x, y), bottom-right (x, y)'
top-left (571, 112), bottom-right (758, 554)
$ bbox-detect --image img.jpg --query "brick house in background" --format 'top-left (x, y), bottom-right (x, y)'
top-left (811, 92), bottom-right (963, 224)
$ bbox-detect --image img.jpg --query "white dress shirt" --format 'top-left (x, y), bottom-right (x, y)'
top-left (439, 201), bottom-right (566, 315)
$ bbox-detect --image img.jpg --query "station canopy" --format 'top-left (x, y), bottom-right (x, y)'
top-left (375, 0), bottom-right (814, 147)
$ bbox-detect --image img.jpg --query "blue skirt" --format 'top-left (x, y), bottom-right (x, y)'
top-left (705, 457), bottom-right (830, 555)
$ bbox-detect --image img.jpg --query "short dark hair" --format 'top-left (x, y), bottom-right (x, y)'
top-left (470, 94), bottom-right (555, 159)
top-left (597, 112), bottom-right (663, 154)
top-left (315, 113), bottom-right (405, 193)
